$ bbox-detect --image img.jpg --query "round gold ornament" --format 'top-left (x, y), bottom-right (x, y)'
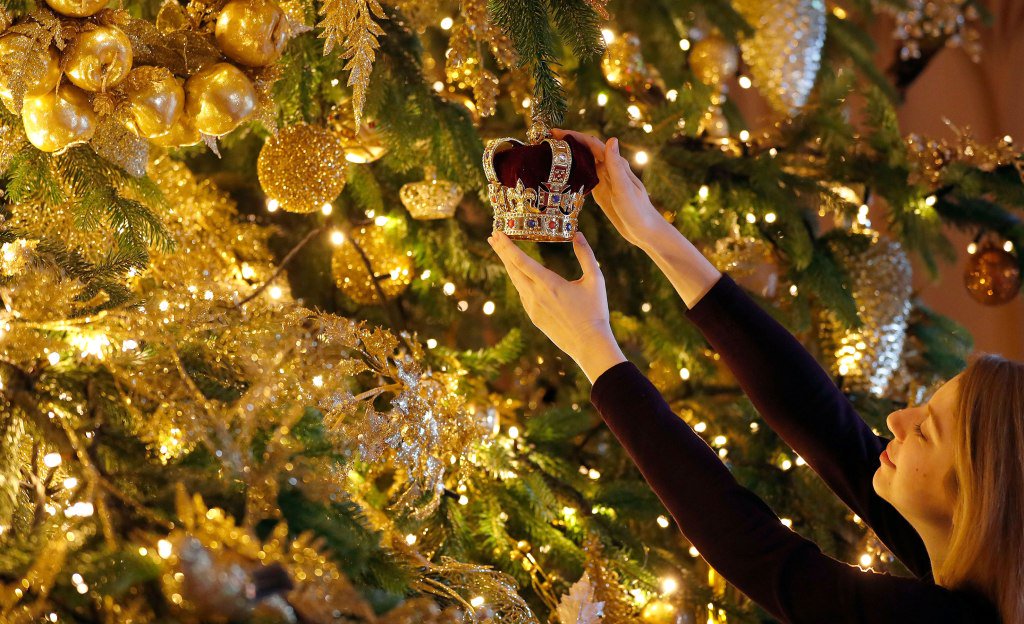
top-left (21, 83), bottom-right (97, 153)
top-left (689, 35), bottom-right (738, 89)
top-left (964, 242), bottom-right (1022, 305)
top-left (257, 123), bottom-right (348, 213)
top-left (332, 225), bottom-right (413, 305)
top-left (64, 25), bottom-right (134, 92)
top-left (123, 66), bottom-right (184, 138)
top-left (214, 0), bottom-right (291, 67)
top-left (399, 166), bottom-right (463, 220)
top-left (640, 599), bottom-right (684, 624)
top-left (0, 36), bottom-right (62, 113)
top-left (328, 106), bottom-right (387, 163)
top-left (601, 32), bottom-right (649, 90)
top-left (148, 112), bottom-right (201, 147)
top-left (183, 63), bottom-right (257, 136)
top-left (42, 0), bottom-right (108, 17)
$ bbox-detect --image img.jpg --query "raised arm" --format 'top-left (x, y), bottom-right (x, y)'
top-left (590, 362), bottom-right (997, 623)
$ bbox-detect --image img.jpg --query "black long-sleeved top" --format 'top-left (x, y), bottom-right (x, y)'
top-left (590, 273), bottom-right (1000, 623)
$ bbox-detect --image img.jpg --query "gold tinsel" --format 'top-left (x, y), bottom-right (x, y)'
top-left (816, 230), bottom-right (913, 397)
top-left (257, 122), bottom-right (349, 213)
top-left (331, 224), bottom-right (413, 305)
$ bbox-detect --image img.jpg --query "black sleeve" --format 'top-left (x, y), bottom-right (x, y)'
top-left (682, 273), bottom-right (930, 577)
top-left (590, 362), bottom-right (997, 623)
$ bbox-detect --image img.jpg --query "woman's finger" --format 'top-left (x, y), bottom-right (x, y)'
top-left (490, 231), bottom-right (559, 285)
top-left (603, 138), bottom-right (635, 195)
top-left (488, 235), bottom-right (535, 295)
top-left (572, 232), bottom-right (602, 279)
top-left (552, 128), bottom-right (606, 163)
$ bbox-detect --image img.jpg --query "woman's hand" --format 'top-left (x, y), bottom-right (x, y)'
top-left (552, 129), bottom-right (667, 247)
top-left (487, 230), bottom-right (626, 383)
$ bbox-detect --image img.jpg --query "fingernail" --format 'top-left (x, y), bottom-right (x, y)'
top-left (487, 236), bottom-right (494, 246)
top-left (612, 138), bottom-right (620, 152)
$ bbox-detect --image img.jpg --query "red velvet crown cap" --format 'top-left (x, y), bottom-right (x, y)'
top-left (492, 135), bottom-right (600, 193)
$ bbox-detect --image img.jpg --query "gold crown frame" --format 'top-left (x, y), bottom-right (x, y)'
top-left (483, 135), bottom-right (586, 242)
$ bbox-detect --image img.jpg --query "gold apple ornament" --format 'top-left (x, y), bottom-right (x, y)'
top-left (214, 0), bottom-right (291, 67)
top-left (184, 63), bottom-right (257, 136)
top-left (0, 35), bottom-right (62, 113)
top-left (122, 66), bottom-right (184, 138)
top-left (21, 83), bottom-right (97, 153)
top-left (43, 0), bottom-right (109, 17)
top-left (64, 25), bottom-right (134, 92)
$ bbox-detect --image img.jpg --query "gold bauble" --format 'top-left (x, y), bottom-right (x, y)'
top-left (42, 0), bottom-right (108, 17)
top-left (689, 35), bottom-right (738, 89)
top-left (399, 166), bottom-right (463, 220)
top-left (123, 66), bottom-right (184, 138)
top-left (21, 83), bottom-right (97, 153)
top-left (257, 123), bottom-right (348, 213)
top-left (328, 106), bottom-right (387, 163)
top-left (64, 26), bottom-right (133, 93)
top-left (183, 63), bottom-right (257, 136)
top-left (640, 599), bottom-right (683, 624)
top-left (0, 36), bottom-right (62, 113)
top-left (332, 225), bottom-right (413, 305)
top-left (964, 243), bottom-right (1022, 305)
top-left (601, 32), bottom-right (649, 90)
top-left (148, 112), bottom-right (201, 147)
top-left (214, 0), bottom-right (291, 67)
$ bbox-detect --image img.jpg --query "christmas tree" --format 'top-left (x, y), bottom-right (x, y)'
top-left (0, 0), bottom-right (1021, 622)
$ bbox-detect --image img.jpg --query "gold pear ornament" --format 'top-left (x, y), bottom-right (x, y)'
top-left (64, 25), bottom-right (134, 92)
top-left (21, 83), bottom-right (97, 153)
top-left (122, 66), bottom-right (184, 138)
top-left (183, 63), bottom-right (257, 136)
top-left (43, 0), bottom-right (109, 17)
top-left (0, 35), bottom-right (62, 113)
top-left (214, 0), bottom-right (291, 67)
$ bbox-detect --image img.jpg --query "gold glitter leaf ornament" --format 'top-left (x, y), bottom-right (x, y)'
top-left (0, 34), bottom-right (61, 114)
top-left (257, 123), bottom-right (348, 213)
top-left (399, 166), bottom-right (464, 220)
top-left (816, 231), bottom-right (913, 397)
top-left (732, 0), bottom-right (826, 115)
top-left (317, 0), bottom-right (386, 128)
top-left (331, 224), bottom-right (412, 304)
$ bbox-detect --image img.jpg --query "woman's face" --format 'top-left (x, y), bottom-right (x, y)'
top-left (873, 375), bottom-right (960, 530)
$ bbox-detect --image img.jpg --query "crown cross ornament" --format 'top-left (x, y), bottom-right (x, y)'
top-left (483, 120), bottom-right (587, 242)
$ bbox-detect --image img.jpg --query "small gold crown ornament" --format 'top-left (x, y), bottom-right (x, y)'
top-left (482, 120), bottom-right (586, 242)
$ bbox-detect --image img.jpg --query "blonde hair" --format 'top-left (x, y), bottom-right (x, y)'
top-left (937, 353), bottom-right (1024, 623)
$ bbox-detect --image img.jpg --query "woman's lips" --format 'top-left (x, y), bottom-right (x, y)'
top-left (880, 445), bottom-right (896, 469)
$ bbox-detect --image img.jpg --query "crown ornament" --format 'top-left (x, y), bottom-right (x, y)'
top-left (483, 119), bottom-right (587, 242)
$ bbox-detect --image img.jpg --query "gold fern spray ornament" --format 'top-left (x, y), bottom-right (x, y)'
top-left (317, 0), bottom-right (386, 127)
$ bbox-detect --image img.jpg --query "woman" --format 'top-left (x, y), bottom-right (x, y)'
top-left (488, 129), bottom-right (1024, 623)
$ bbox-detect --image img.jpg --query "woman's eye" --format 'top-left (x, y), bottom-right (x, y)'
top-left (914, 423), bottom-right (926, 440)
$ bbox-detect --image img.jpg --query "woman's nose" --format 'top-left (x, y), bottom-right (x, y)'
top-left (886, 410), bottom-right (906, 440)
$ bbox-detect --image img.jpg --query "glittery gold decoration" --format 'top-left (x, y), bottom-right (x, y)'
top-left (689, 34), bottom-right (738, 140)
top-left (42, 0), bottom-right (108, 17)
top-left (63, 24), bottom-right (135, 92)
top-left (601, 32), bottom-right (654, 92)
top-left (443, 0), bottom-right (511, 119)
top-left (331, 224), bottom-right (412, 304)
top-left (706, 220), bottom-right (779, 298)
top-left (257, 123), bottom-right (349, 213)
top-left (317, 0), bottom-right (386, 127)
top-left (584, 0), bottom-right (610, 20)
top-left (328, 103), bottom-right (388, 163)
top-left (184, 62), bottom-right (258, 136)
top-left (21, 83), bottom-right (97, 153)
top-left (0, 34), bottom-right (60, 114)
top-left (91, 115), bottom-right (151, 177)
top-left (0, 410), bottom-right (25, 528)
top-left (148, 111), bottom-right (202, 147)
top-left (964, 241), bottom-right (1021, 306)
top-left (817, 231), bottom-right (913, 397)
top-left (581, 535), bottom-right (642, 623)
top-left (878, 0), bottom-right (982, 62)
top-left (732, 0), bottom-right (826, 115)
top-left (640, 599), bottom-right (682, 624)
top-left (906, 128), bottom-right (1023, 187)
top-left (400, 166), bottom-right (464, 220)
top-left (556, 572), bottom-right (605, 624)
top-left (214, 0), bottom-right (291, 67)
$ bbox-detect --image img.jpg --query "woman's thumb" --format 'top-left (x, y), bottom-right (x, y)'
top-left (573, 232), bottom-right (601, 277)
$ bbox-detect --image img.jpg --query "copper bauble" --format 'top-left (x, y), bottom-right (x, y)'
top-left (64, 26), bottom-right (134, 92)
top-left (184, 63), bottom-right (257, 136)
top-left (0, 36), bottom-right (61, 113)
top-left (214, 0), bottom-right (291, 67)
top-left (964, 243), bottom-right (1022, 305)
top-left (42, 0), bottom-right (108, 17)
top-left (148, 113), bottom-right (201, 147)
top-left (689, 35), bottom-right (738, 88)
top-left (123, 66), bottom-right (184, 138)
top-left (22, 83), bottom-right (97, 153)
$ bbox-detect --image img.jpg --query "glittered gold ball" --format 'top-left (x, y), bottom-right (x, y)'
top-left (600, 32), bottom-right (649, 90)
top-left (257, 123), bottom-right (348, 213)
top-left (0, 36), bottom-right (61, 113)
top-left (183, 63), bottom-right (257, 136)
top-left (332, 225), bottom-right (413, 305)
top-left (215, 0), bottom-right (291, 67)
top-left (148, 111), bottom-right (201, 147)
top-left (964, 244), bottom-right (1022, 305)
top-left (42, 0), bottom-right (108, 17)
top-left (21, 83), bottom-right (96, 153)
top-left (64, 25), bottom-right (134, 92)
top-left (640, 599), bottom-right (684, 624)
top-left (689, 35), bottom-right (738, 88)
top-left (123, 66), bottom-right (184, 138)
